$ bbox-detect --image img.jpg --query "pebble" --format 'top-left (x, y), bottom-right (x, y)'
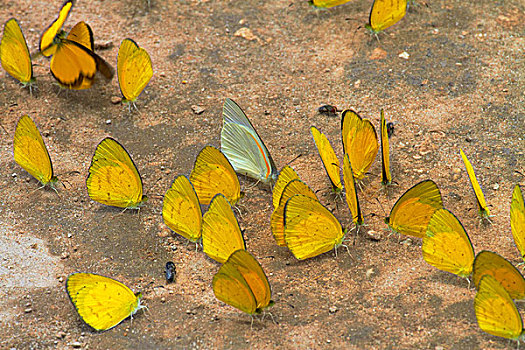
top-left (329, 306), bottom-right (338, 314)
top-left (56, 331), bottom-right (66, 339)
top-left (110, 96), bottom-right (122, 104)
top-left (366, 268), bottom-right (375, 279)
top-left (398, 51), bottom-right (410, 59)
top-left (493, 183), bottom-right (499, 190)
top-left (191, 105), bottom-right (205, 114)
top-left (161, 297), bottom-right (166, 303)
top-left (366, 230), bottom-right (382, 241)
top-left (105, 119), bottom-right (111, 125)
top-left (24, 308), bottom-right (32, 313)
top-left (71, 341), bottom-right (82, 348)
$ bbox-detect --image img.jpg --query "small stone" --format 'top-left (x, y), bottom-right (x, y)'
top-left (366, 268), bottom-right (375, 279)
top-left (94, 41), bottom-right (113, 50)
top-left (369, 47), bottom-right (387, 60)
top-left (11, 173), bottom-right (17, 178)
top-left (61, 252), bottom-right (69, 259)
top-left (110, 96), bottom-right (122, 104)
top-left (105, 119), bottom-right (111, 125)
top-left (24, 308), bottom-right (32, 313)
top-left (413, 155), bottom-right (422, 160)
top-left (191, 105), bottom-right (205, 114)
top-left (398, 51), bottom-right (410, 59)
top-left (354, 80), bottom-right (361, 88)
top-left (234, 27), bottom-right (259, 41)
top-left (329, 306), bottom-right (338, 314)
top-left (400, 238), bottom-right (412, 245)
top-left (453, 168), bottom-right (462, 174)
top-left (58, 276), bottom-right (64, 283)
top-left (493, 183), bottom-right (499, 190)
top-left (56, 331), bottom-right (66, 339)
top-left (366, 230), bottom-right (382, 241)
top-left (71, 341), bottom-right (82, 348)
top-left (160, 297), bottom-right (166, 303)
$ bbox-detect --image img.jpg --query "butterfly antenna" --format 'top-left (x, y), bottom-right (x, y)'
top-left (285, 153), bottom-right (302, 167)
top-left (375, 197), bottom-right (388, 217)
top-left (0, 122), bottom-right (7, 134)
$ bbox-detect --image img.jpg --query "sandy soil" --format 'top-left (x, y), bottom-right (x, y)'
top-left (0, 0), bottom-right (524, 348)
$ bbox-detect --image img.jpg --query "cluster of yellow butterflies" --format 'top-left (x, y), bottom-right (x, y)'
top-left (5, 0), bottom-right (525, 342)
top-left (0, 0), bottom-right (152, 107)
top-left (309, 0), bottom-right (408, 34)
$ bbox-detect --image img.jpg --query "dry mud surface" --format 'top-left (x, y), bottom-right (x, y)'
top-left (0, 0), bottom-right (524, 349)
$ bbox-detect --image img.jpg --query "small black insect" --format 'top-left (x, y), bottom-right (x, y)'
top-left (386, 122), bottom-right (395, 138)
top-left (317, 105), bottom-right (340, 117)
top-left (165, 261), bottom-right (176, 283)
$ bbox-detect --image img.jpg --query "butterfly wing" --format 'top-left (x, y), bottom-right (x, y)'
top-left (310, 0), bottom-right (353, 8)
top-left (66, 273), bottom-right (142, 331)
top-left (341, 110), bottom-right (378, 180)
top-left (202, 194), bottom-right (245, 263)
top-left (311, 126), bottom-right (342, 192)
top-left (472, 251), bottom-right (525, 300)
top-left (511, 185), bottom-right (525, 261)
top-left (212, 251), bottom-right (258, 314)
top-left (40, 0), bottom-right (74, 56)
top-left (221, 98), bottom-right (278, 185)
top-left (386, 180), bottom-right (443, 238)
top-left (162, 175), bottom-right (202, 242)
top-left (190, 146), bottom-right (242, 205)
top-left (422, 208), bottom-right (475, 278)
top-left (271, 179), bottom-right (318, 247)
top-left (226, 250), bottom-right (273, 312)
top-left (13, 115), bottom-right (56, 186)
top-left (117, 38), bottom-right (152, 103)
top-left (474, 275), bottom-right (523, 340)
top-left (460, 149), bottom-right (490, 218)
top-left (272, 165), bottom-right (299, 209)
top-left (284, 194), bottom-right (344, 260)
top-left (380, 109), bottom-right (392, 185)
top-left (343, 154), bottom-right (363, 225)
top-left (66, 21), bottom-right (94, 50)
top-left (87, 138), bottom-right (146, 208)
top-left (1, 19), bottom-right (33, 85)
top-left (367, 0), bottom-right (407, 33)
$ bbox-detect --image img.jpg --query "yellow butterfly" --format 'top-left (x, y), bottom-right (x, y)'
top-left (422, 208), bottom-right (475, 279)
top-left (13, 115), bottom-right (58, 188)
top-left (117, 38), bottom-right (153, 108)
top-left (162, 175), bottom-right (202, 242)
top-left (284, 194), bottom-right (345, 260)
top-left (66, 273), bottom-right (145, 331)
top-left (460, 149), bottom-right (491, 220)
top-left (343, 154), bottom-right (363, 227)
top-left (87, 138), bottom-right (147, 208)
top-left (380, 109), bottom-right (392, 185)
top-left (311, 126), bottom-right (342, 193)
top-left (189, 146), bottom-right (242, 206)
top-left (272, 165), bottom-right (299, 210)
top-left (0, 18), bottom-right (35, 90)
top-left (309, 0), bottom-right (353, 9)
top-left (511, 185), bottom-right (525, 262)
top-left (366, 0), bottom-right (407, 34)
top-left (474, 275), bottom-right (525, 342)
top-left (271, 179), bottom-right (318, 247)
top-left (221, 98), bottom-right (278, 185)
top-left (385, 180), bottom-right (443, 238)
top-left (213, 249), bottom-right (274, 315)
top-left (202, 194), bottom-right (246, 263)
top-left (39, 1), bottom-right (114, 89)
top-left (472, 250), bottom-right (525, 300)
top-left (341, 109), bottom-right (378, 181)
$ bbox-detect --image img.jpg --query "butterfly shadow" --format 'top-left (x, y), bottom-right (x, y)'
top-left (421, 270), bottom-right (471, 290)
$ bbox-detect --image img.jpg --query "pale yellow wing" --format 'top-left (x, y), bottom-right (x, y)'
top-left (460, 149), bottom-right (490, 218)
top-left (386, 180), bottom-right (443, 238)
top-left (310, 0), bottom-right (353, 8)
top-left (13, 115), bottom-right (57, 186)
top-left (311, 126), bottom-right (342, 192)
top-left (341, 110), bottom-right (378, 180)
top-left (0, 18), bottom-right (34, 85)
top-left (162, 175), bottom-right (202, 242)
top-left (272, 165), bottom-right (299, 209)
top-left (117, 38), bottom-right (153, 103)
top-left (343, 154), bottom-right (363, 225)
top-left (66, 273), bottom-right (143, 331)
top-left (271, 179), bottom-right (318, 247)
top-left (474, 275), bottom-right (524, 340)
top-left (86, 138), bottom-right (146, 208)
top-left (284, 194), bottom-right (344, 260)
top-left (423, 208), bottom-right (475, 278)
top-left (472, 250), bottom-right (525, 301)
top-left (511, 185), bottom-right (525, 261)
top-left (202, 194), bottom-right (245, 263)
top-left (190, 146), bottom-right (242, 205)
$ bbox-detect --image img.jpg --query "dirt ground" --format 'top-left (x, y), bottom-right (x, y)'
top-left (0, 0), bottom-right (524, 348)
